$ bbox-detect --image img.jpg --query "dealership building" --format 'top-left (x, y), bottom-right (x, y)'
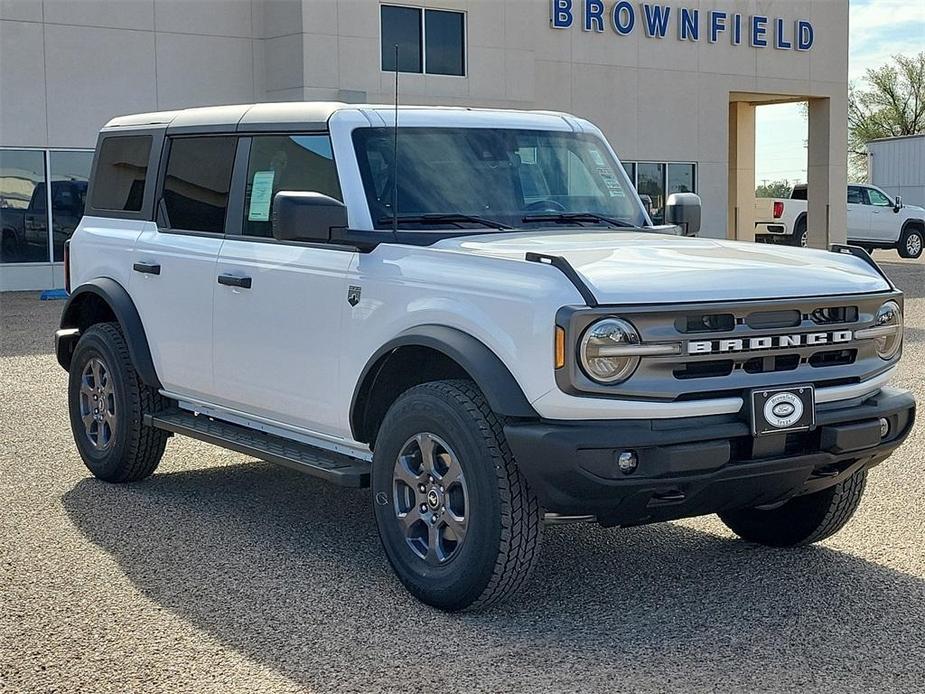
top-left (0, 0), bottom-right (848, 291)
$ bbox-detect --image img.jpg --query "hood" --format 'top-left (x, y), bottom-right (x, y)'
top-left (434, 231), bottom-right (891, 304)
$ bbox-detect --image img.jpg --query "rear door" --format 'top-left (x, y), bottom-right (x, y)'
top-left (846, 185), bottom-right (870, 240)
top-left (130, 135), bottom-right (237, 401)
top-left (211, 133), bottom-right (354, 437)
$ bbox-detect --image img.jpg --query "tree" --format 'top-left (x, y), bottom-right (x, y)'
top-left (848, 52), bottom-right (925, 181)
top-left (755, 180), bottom-right (793, 198)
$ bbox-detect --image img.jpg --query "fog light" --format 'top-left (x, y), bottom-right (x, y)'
top-left (879, 418), bottom-right (890, 439)
top-left (617, 450), bottom-right (638, 474)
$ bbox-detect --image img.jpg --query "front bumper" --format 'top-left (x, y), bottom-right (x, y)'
top-left (504, 387), bottom-right (915, 527)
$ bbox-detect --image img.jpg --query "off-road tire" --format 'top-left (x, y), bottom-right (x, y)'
top-left (898, 226), bottom-right (923, 259)
top-left (68, 322), bottom-right (168, 482)
top-left (719, 469), bottom-right (867, 547)
top-left (371, 379), bottom-right (543, 611)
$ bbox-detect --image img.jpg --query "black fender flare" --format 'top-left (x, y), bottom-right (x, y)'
top-left (58, 278), bottom-right (161, 388)
top-left (901, 218), bottom-right (925, 235)
top-left (350, 325), bottom-right (538, 442)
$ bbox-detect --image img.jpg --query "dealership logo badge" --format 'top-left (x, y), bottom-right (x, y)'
top-left (347, 285), bottom-right (362, 307)
top-left (763, 392), bottom-right (804, 429)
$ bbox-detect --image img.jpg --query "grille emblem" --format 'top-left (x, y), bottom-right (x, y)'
top-left (687, 329), bottom-right (853, 355)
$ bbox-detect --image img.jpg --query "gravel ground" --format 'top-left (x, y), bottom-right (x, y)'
top-left (1, 252), bottom-right (923, 694)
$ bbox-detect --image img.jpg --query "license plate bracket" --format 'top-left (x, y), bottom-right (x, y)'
top-left (750, 385), bottom-right (815, 437)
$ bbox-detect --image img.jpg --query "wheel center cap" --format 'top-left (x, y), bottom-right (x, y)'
top-left (427, 489), bottom-right (441, 509)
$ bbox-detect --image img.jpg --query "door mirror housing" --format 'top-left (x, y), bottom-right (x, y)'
top-left (665, 192), bottom-right (701, 236)
top-left (272, 191), bottom-right (347, 243)
top-left (894, 195), bottom-right (903, 212)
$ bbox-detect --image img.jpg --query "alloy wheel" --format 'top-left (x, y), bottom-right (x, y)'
top-left (392, 432), bottom-right (469, 565)
top-left (78, 356), bottom-right (117, 449)
top-left (906, 233), bottom-right (922, 257)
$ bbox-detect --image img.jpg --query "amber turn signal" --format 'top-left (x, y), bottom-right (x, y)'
top-left (555, 326), bottom-right (566, 369)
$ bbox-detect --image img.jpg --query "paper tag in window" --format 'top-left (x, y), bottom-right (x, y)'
top-left (589, 149), bottom-right (605, 166)
top-left (597, 168), bottom-right (625, 197)
top-left (248, 170), bottom-right (276, 222)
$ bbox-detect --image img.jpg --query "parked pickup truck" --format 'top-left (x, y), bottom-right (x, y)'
top-left (755, 183), bottom-right (925, 258)
top-left (56, 103), bottom-right (915, 611)
top-left (0, 179), bottom-right (87, 262)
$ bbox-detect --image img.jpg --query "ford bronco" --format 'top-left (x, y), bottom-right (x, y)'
top-left (56, 103), bottom-right (915, 611)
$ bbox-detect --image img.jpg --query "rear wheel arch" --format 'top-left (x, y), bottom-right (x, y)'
top-left (350, 326), bottom-right (538, 446)
top-left (59, 278), bottom-right (161, 389)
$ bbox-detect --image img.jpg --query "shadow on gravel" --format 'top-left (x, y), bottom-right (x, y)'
top-left (63, 461), bottom-right (925, 692)
top-left (879, 261), bottom-right (924, 298)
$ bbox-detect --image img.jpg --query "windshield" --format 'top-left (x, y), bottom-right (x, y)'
top-left (352, 127), bottom-right (648, 230)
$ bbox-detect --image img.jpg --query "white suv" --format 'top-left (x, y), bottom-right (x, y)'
top-left (56, 103), bottom-right (915, 611)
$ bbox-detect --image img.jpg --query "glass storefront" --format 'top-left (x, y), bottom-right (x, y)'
top-left (0, 148), bottom-right (92, 264)
top-left (623, 161), bottom-right (697, 225)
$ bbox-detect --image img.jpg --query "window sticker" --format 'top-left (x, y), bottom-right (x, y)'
top-left (248, 170), bottom-right (276, 222)
top-left (589, 149), bottom-right (605, 166)
top-left (597, 167), bottom-right (625, 197)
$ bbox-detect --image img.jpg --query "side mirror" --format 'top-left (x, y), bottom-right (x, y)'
top-left (894, 195), bottom-right (903, 212)
top-left (665, 192), bottom-right (701, 236)
top-left (272, 191), bottom-right (347, 243)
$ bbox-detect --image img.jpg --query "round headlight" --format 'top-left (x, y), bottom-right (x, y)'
top-left (579, 318), bottom-right (641, 384)
top-left (873, 300), bottom-right (903, 359)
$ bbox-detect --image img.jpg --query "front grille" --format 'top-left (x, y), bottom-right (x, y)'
top-left (558, 292), bottom-right (899, 402)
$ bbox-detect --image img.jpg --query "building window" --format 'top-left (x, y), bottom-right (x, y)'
top-left (624, 161), bottom-right (697, 224)
top-left (242, 134), bottom-right (341, 238)
top-left (381, 5), bottom-right (465, 76)
top-left (162, 136), bottom-right (237, 234)
top-left (50, 151), bottom-right (92, 262)
top-left (1, 148), bottom-right (92, 265)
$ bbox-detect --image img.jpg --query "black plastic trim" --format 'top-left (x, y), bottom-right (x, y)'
top-left (350, 325), bottom-right (537, 442)
top-left (525, 252), bottom-right (598, 307)
top-left (58, 278), bottom-right (161, 388)
top-left (830, 243), bottom-right (897, 290)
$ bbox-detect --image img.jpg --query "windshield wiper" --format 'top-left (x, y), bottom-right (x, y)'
top-left (521, 212), bottom-right (636, 228)
top-left (377, 213), bottom-right (512, 230)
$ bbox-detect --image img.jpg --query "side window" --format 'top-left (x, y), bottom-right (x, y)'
top-left (162, 136), bottom-right (236, 233)
top-left (867, 188), bottom-right (891, 207)
top-left (91, 135), bottom-right (152, 212)
top-left (847, 186), bottom-right (865, 204)
top-left (242, 134), bottom-right (341, 238)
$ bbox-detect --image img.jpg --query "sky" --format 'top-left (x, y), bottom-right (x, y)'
top-left (754, 0), bottom-right (925, 186)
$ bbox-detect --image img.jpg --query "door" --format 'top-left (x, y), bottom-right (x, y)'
top-left (130, 135), bottom-right (237, 401)
top-left (846, 185), bottom-right (870, 241)
top-left (865, 187), bottom-right (898, 243)
top-left (211, 133), bottom-right (354, 436)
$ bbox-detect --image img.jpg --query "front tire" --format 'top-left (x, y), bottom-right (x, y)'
top-left (898, 227), bottom-right (923, 259)
top-left (372, 380), bottom-right (543, 611)
top-left (67, 322), bottom-right (168, 482)
top-left (719, 470), bottom-right (867, 547)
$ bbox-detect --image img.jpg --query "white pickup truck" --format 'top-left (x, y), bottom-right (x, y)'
top-left (755, 183), bottom-right (925, 258)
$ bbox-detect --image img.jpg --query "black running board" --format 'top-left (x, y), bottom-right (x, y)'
top-left (145, 408), bottom-right (370, 487)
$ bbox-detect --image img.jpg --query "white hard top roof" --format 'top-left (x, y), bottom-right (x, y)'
top-left (102, 102), bottom-right (582, 134)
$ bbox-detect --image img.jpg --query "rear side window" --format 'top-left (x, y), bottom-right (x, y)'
top-left (162, 136), bottom-right (237, 233)
top-left (790, 186), bottom-right (807, 200)
top-left (91, 135), bottom-right (152, 211)
top-left (242, 134), bottom-right (341, 238)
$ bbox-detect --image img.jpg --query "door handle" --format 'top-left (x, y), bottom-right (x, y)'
top-left (217, 273), bottom-right (252, 289)
top-left (133, 262), bottom-right (161, 275)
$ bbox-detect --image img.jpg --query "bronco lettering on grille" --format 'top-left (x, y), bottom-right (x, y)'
top-left (688, 330), bottom-right (853, 355)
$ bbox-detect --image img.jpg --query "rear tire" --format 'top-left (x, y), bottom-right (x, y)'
top-left (898, 227), bottom-right (923, 259)
top-left (371, 379), bottom-right (543, 611)
top-left (67, 322), bottom-right (168, 482)
top-left (791, 217), bottom-right (807, 247)
top-left (719, 469), bottom-right (866, 547)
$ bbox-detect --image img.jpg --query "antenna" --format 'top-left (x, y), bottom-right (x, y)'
top-left (391, 43), bottom-right (400, 236)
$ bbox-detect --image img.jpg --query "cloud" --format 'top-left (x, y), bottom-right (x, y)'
top-left (849, 0), bottom-right (925, 82)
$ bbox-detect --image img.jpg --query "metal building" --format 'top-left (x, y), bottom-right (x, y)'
top-left (868, 134), bottom-right (925, 209)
